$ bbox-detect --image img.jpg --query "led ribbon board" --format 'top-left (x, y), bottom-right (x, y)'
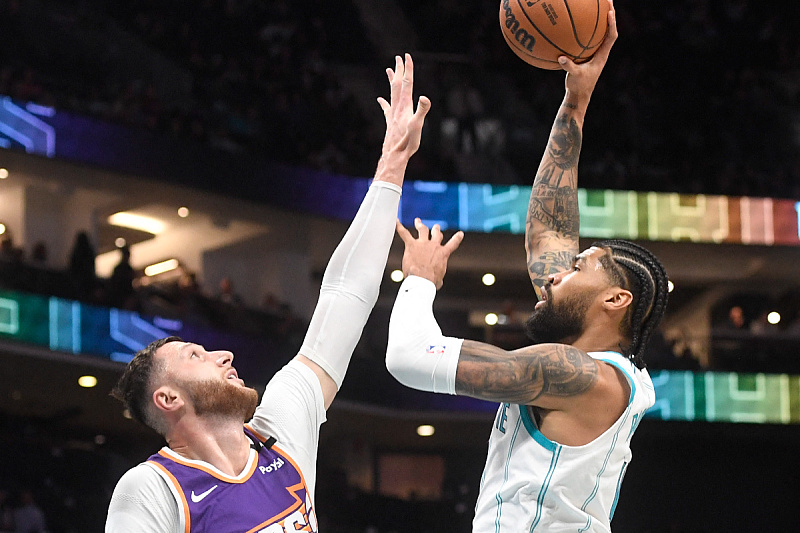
top-left (2, 94), bottom-right (800, 246)
top-left (1, 289), bottom-right (799, 424)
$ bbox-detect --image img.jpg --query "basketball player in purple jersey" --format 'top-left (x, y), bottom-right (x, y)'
top-left (105, 54), bottom-right (431, 533)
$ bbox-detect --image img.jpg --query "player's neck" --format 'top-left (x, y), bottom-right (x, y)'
top-left (166, 416), bottom-right (252, 476)
top-left (571, 322), bottom-right (624, 355)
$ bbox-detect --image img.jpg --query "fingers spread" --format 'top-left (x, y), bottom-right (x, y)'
top-left (377, 97), bottom-right (390, 116)
top-left (390, 55), bottom-right (403, 106)
top-left (414, 95), bottom-right (432, 120)
top-left (430, 224), bottom-right (443, 244)
top-left (444, 231), bottom-right (465, 255)
top-left (414, 217), bottom-right (429, 239)
top-left (395, 219), bottom-right (413, 242)
top-left (403, 53), bottom-right (414, 87)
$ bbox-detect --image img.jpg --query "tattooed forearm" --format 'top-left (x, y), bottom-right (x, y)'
top-left (527, 114), bottom-right (582, 238)
top-left (455, 340), bottom-right (598, 405)
top-left (528, 249), bottom-right (574, 293)
top-left (548, 113), bottom-right (582, 170)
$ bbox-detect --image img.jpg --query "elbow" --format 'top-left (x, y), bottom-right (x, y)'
top-left (385, 340), bottom-right (405, 381)
top-left (385, 337), bottom-right (418, 390)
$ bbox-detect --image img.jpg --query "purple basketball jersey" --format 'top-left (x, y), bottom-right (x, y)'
top-left (147, 426), bottom-right (318, 532)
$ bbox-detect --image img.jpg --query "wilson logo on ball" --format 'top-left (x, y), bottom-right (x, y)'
top-left (500, 0), bottom-right (609, 70)
top-left (502, 0), bottom-right (536, 52)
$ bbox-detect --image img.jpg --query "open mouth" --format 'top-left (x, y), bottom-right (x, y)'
top-left (535, 285), bottom-right (551, 309)
top-left (225, 368), bottom-right (244, 385)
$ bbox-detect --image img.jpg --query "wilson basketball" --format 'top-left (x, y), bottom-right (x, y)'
top-left (500, 0), bottom-right (609, 69)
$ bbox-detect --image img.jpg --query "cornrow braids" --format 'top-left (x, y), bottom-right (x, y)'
top-left (592, 240), bottom-right (669, 369)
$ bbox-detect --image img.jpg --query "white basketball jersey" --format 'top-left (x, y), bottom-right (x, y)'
top-left (472, 351), bottom-right (655, 533)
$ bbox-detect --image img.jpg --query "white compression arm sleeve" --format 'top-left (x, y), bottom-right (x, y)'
top-left (386, 275), bottom-right (463, 394)
top-left (299, 181), bottom-right (401, 389)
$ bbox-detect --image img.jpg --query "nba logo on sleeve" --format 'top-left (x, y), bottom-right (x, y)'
top-left (427, 345), bottom-right (445, 356)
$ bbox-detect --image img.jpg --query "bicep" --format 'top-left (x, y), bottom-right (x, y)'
top-left (455, 340), bottom-right (599, 408)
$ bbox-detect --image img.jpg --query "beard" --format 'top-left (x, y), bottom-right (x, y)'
top-left (525, 287), bottom-right (592, 345)
top-left (179, 378), bottom-right (259, 422)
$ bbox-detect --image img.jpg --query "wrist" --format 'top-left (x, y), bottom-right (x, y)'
top-left (563, 90), bottom-right (590, 119)
top-left (403, 274), bottom-right (437, 289)
top-left (374, 152), bottom-right (409, 186)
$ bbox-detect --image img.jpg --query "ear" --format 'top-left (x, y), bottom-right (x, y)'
top-left (603, 288), bottom-right (633, 312)
top-left (153, 385), bottom-right (185, 414)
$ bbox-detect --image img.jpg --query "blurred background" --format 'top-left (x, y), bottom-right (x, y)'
top-left (0, 0), bottom-right (799, 531)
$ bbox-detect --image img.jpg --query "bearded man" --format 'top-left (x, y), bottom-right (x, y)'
top-left (105, 53), bottom-right (430, 533)
top-left (386, 5), bottom-right (670, 531)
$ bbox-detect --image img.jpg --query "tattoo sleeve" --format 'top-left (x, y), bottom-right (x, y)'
top-left (526, 105), bottom-right (583, 298)
top-left (455, 340), bottom-right (598, 406)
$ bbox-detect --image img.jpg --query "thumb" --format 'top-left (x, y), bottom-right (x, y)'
top-left (415, 95), bottom-right (431, 119)
top-left (558, 55), bottom-right (577, 72)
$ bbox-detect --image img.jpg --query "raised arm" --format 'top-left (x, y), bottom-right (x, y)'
top-left (526, 0), bottom-right (618, 300)
top-left (388, 220), bottom-right (620, 412)
top-left (298, 54), bottom-right (430, 409)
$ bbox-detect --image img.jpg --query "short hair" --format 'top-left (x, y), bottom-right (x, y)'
top-left (111, 336), bottom-right (183, 435)
top-left (592, 240), bottom-right (669, 368)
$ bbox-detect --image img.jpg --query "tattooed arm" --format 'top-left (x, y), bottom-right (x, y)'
top-left (388, 220), bottom-right (625, 412)
top-left (526, 3), bottom-right (619, 299)
top-left (456, 340), bottom-right (600, 409)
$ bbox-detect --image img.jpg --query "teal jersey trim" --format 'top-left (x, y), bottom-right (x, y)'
top-left (494, 415), bottom-right (523, 533)
top-left (609, 462), bottom-right (628, 519)
top-left (529, 444), bottom-right (562, 532)
top-left (519, 405), bottom-right (558, 452)
top-left (592, 352), bottom-right (636, 406)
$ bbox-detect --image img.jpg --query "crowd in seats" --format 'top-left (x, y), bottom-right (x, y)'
top-left (401, 0), bottom-right (800, 197)
top-left (710, 294), bottom-right (800, 373)
top-left (3, 0), bottom-right (799, 197)
top-left (0, 230), bottom-right (305, 352)
top-left (0, 0), bottom-right (377, 176)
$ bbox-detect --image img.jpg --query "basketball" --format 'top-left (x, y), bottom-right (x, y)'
top-left (500, 0), bottom-right (609, 69)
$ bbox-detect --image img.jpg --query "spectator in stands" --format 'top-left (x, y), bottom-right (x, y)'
top-left (107, 245), bottom-right (136, 309)
top-left (67, 231), bottom-right (98, 301)
top-left (217, 276), bottom-right (243, 307)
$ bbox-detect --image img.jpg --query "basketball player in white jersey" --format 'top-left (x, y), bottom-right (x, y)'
top-left (105, 54), bottom-right (431, 532)
top-left (386, 4), bottom-right (670, 532)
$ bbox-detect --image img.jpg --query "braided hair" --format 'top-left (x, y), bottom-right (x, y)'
top-left (592, 240), bottom-right (669, 369)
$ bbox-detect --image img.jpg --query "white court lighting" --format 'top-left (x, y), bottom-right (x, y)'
top-left (0, 168), bottom-right (8, 179)
top-left (144, 258), bottom-right (180, 277)
top-left (768, 312), bottom-right (781, 325)
top-left (390, 270), bottom-right (404, 282)
top-left (108, 212), bottom-right (166, 234)
top-left (482, 273), bottom-right (496, 286)
top-left (78, 375), bottom-right (98, 388)
top-left (0, 224), bottom-right (5, 235)
top-left (668, 280), bottom-right (674, 293)
top-left (485, 313), bottom-right (499, 326)
top-left (178, 206), bottom-right (190, 218)
top-left (416, 425), bottom-right (435, 437)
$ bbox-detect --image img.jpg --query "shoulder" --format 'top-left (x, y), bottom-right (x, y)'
top-left (589, 352), bottom-right (654, 400)
top-left (107, 463), bottom-right (180, 532)
top-left (111, 462), bottom-right (171, 499)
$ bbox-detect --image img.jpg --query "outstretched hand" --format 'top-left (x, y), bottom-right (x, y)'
top-left (559, 0), bottom-right (618, 99)
top-left (396, 218), bottom-right (464, 290)
top-left (377, 54), bottom-right (431, 164)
